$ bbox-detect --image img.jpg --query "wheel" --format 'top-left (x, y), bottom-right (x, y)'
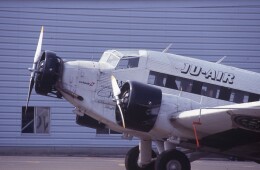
top-left (155, 149), bottom-right (190, 170)
top-left (125, 146), bottom-right (157, 170)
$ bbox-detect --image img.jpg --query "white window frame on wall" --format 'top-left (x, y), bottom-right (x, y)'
top-left (21, 106), bottom-right (51, 135)
top-left (96, 127), bottom-right (121, 136)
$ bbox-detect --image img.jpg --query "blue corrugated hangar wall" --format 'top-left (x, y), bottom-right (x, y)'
top-left (0, 0), bottom-right (260, 153)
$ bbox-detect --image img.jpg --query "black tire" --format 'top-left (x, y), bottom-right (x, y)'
top-left (125, 146), bottom-right (157, 170)
top-left (155, 149), bottom-right (190, 170)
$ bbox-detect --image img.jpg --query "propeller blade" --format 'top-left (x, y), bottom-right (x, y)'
top-left (111, 75), bottom-right (121, 96)
top-left (117, 103), bottom-right (126, 128)
top-left (25, 78), bottom-right (34, 114)
top-left (111, 75), bottom-right (126, 128)
top-left (33, 26), bottom-right (44, 64)
top-left (25, 26), bottom-right (44, 114)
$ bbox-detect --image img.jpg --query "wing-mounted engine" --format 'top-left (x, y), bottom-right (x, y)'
top-left (115, 81), bottom-right (162, 132)
top-left (35, 51), bottom-right (63, 98)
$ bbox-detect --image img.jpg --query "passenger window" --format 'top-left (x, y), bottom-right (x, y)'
top-left (230, 89), bottom-right (249, 103)
top-left (219, 87), bottom-right (232, 101)
top-left (192, 81), bottom-right (203, 95)
top-left (176, 77), bottom-right (193, 92)
top-left (165, 75), bottom-right (178, 89)
top-left (248, 93), bottom-right (260, 102)
top-left (229, 90), bottom-right (247, 103)
top-left (148, 71), bottom-right (166, 87)
top-left (155, 73), bottom-right (167, 87)
top-left (148, 71), bottom-right (156, 85)
top-left (116, 57), bottom-right (139, 69)
top-left (201, 83), bottom-right (219, 98)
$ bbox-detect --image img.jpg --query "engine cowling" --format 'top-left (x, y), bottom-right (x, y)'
top-left (35, 51), bottom-right (63, 97)
top-left (116, 81), bottom-right (162, 132)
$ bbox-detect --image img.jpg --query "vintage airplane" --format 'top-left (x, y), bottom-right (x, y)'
top-left (25, 27), bottom-right (260, 170)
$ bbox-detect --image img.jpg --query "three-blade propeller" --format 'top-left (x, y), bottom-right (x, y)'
top-left (111, 75), bottom-right (126, 128)
top-left (25, 26), bottom-right (44, 114)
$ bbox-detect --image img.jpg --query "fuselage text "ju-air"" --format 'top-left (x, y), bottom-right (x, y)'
top-left (181, 63), bottom-right (235, 84)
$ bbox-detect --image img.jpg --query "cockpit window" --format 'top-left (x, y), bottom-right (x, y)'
top-left (116, 56), bottom-right (139, 70)
top-left (107, 54), bottom-right (120, 67)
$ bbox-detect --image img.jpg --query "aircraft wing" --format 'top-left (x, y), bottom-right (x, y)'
top-left (172, 101), bottom-right (260, 139)
top-left (171, 101), bottom-right (260, 160)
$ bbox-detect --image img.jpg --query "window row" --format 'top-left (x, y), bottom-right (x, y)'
top-left (148, 71), bottom-right (260, 103)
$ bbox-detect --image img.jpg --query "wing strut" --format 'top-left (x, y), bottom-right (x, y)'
top-left (192, 109), bottom-right (203, 148)
top-left (192, 121), bottom-right (202, 148)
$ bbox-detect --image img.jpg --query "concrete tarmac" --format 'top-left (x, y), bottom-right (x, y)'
top-left (0, 156), bottom-right (260, 170)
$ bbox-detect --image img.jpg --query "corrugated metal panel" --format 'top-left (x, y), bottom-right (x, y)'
top-left (0, 0), bottom-right (260, 147)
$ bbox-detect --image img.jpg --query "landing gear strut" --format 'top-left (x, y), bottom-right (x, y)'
top-left (155, 149), bottom-right (191, 170)
top-left (125, 146), bottom-right (156, 170)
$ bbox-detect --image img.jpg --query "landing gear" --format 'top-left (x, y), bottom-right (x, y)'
top-left (125, 146), bottom-right (156, 170)
top-left (155, 149), bottom-right (191, 170)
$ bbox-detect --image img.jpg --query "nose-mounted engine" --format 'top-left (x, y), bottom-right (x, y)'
top-left (115, 81), bottom-right (162, 132)
top-left (35, 51), bottom-right (63, 98)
